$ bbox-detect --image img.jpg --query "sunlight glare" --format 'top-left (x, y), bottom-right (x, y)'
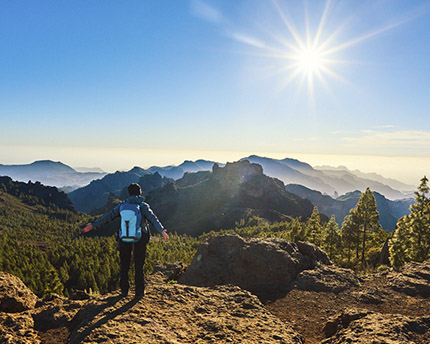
top-left (296, 47), bottom-right (324, 74)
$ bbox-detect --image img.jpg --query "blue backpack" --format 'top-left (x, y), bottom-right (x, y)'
top-left (119, 202), bottom-right (143, 242)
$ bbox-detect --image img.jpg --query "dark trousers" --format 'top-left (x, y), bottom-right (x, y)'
top-left (119, 239), bottom-right (147, 295)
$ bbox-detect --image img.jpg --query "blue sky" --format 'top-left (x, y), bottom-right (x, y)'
top-left (0, 0), bottom-right (429, 184)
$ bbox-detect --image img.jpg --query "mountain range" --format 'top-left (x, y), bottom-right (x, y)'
top-left (241, 155), bottom-right (414, 200)
top-left (0, 160), bottom-right (106, 191)
top-left (285, 184), bottom-right (413, 231)
top-left (0, 156), bottom-right (416, 229)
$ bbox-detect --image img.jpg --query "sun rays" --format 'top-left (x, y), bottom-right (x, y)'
top-left (233, 0), bottom-right (412, 99)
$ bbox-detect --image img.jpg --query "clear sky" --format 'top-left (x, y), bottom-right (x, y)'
top-left (0, 0), bottom-right (429, 185)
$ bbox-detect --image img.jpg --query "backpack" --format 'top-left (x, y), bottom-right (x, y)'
top-left (119, 202), bottom-right (143, 242)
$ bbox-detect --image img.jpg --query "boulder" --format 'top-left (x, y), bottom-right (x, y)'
top-left (179, 234), bottom-right (332, 297)
top-left (150, 262), bottom-right (185, 283)
top-left (295, 263), bottom-right (361, 293)
top-left (388, 261), bottom-right (430, 297)
top-left (322, 308), bottom-right (430, 344)
top-left (0, 272), bottom-right (37, 313)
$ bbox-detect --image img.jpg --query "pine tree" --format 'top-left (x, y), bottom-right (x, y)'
top-left (306, 206), bottom-right (323, 246)
top-left (341, 213), bottom-right (360, 265)
top-left (389, 216), bottom-right (410, 268)
top-left (355, 188), bottom-right (381, 267)
top-left (389, 176), bottom-right (430, 267)
top-left (323, 215), bottom-right (341, 262)
top-left (289, 218), bottom-right (306, 242)
top-left (409, 176), bottom-right (430, 262)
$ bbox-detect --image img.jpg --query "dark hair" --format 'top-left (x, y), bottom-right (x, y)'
top-left (128, 183), bottom-right (141, 196)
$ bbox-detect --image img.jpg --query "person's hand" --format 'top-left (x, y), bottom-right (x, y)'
top-left (162, 229), bottom-right (169, 240)
top-left (82, 223), bottom-right (93, 233)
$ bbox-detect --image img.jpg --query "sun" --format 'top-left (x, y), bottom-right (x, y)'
top-left (296, 46), bottom-right (324, 74)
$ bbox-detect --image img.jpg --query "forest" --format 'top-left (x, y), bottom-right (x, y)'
top-left (0, 176), bottom-right (429, 298)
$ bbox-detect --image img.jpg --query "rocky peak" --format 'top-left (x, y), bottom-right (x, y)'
top-left (212, 160), bottom-right (264, 193)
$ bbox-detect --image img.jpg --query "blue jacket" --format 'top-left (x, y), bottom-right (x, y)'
top-left (93, 195), bottom-right (165, 234)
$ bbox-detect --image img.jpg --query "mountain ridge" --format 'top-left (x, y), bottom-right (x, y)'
top-left (0, 160), bottom-right (106, 190)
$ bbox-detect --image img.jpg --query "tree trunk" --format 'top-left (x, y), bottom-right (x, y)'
top-left (361, 222), bottom-right (367, 267)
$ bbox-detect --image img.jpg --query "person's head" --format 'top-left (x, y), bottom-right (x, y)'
top-left (128, 183), bottom-right (142, 196)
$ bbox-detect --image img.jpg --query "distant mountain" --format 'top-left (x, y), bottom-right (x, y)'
top-left (68, 167), bottom-right (149, 213)
top-left (285, 184), bottom-right (413, 231)
top-left (315, 165), bottom-right (415, 194)
top-left (147, 159), bottom-right (221, 180)
top-left (242, 155), bottom-right (409, 200)
top-left (0, 176), bottom-right (76, 212)
top-left (241, 155), bottom-right (336, 195)
top-left (0, 160), bottom-right (106, 190)
top-left (74, 167), bottom-right (105, 173)
top-left (144, 160), bottom-right (314, 236)
top-left (117, 172), bottom-right (174, 201)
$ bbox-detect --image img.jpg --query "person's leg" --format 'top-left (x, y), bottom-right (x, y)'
top-left (119, 241), bottom-right (132, 295)
top-left (134, 240), bottom-right (147, 297)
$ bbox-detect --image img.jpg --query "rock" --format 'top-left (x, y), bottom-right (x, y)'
top-left (295, 263), bottom-right (361, 293)
top-left (69, 290), bottom-right (92, 300)
top-left (68, 283), bottom-right (304, 344)
top-left (0, 311), bottom-right (40, 344)
top-left (388, 261), bottom-right (430, 297)
top-left (296, 241), bottom-right (332, 265)
top-left (322, 309), bottom-right (430, 344)
top-left (179, 234), bottom-right (332, 298)
top-left (352, 288), bottom-right (386, 304)
top-left (0, 272), bottom-right (37, 313)
top-left (150, 262), bottom-right (185, 283)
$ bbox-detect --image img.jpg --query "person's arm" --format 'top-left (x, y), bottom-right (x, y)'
top-left (82, 204), bottom-right (121, 233)
top-left (141, 202), bottom-right (169, 240)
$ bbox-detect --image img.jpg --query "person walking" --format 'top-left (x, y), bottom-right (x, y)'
top-left (82, 183), bottom-right (168, 298)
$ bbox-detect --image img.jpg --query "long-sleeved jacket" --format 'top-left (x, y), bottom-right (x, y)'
top-left (93, 195), bottom-right (165, 234)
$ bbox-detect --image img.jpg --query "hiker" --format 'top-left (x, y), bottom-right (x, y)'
top-left (82, 183), bottom-right (169, 298)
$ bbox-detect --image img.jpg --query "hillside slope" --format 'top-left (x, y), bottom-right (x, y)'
top-left (0, 176), bottom-right (76, 213)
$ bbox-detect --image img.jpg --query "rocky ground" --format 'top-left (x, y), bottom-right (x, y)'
top-left (1, 235), bottom-right (430, 343)
top-left (266, 263), bottom-right (430, 343)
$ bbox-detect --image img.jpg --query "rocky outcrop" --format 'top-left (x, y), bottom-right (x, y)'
top-left (0, 272), bottom-right (37, 313)
top-left (388, 261), bottom-right (430, 297)
top-left (295, 263), bottom-right (362, 293)
top-left (69, 284), bottom-right (303, 344)
top-left (0, 270), bottom-right (303, 344)
top-left (322, 308), bottom-right (430, 344)
top-left (179, 234), bottom-right (333, 298)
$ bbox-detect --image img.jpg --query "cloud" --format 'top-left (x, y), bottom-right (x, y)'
top-left (293, 137), bottom-right (320, 142)
top-left (230, 32), bottom-right (266, 49)
top-left (343, 129), bottom-right (430, 148)
top-left (190, 0), bottom-right (221, 23)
